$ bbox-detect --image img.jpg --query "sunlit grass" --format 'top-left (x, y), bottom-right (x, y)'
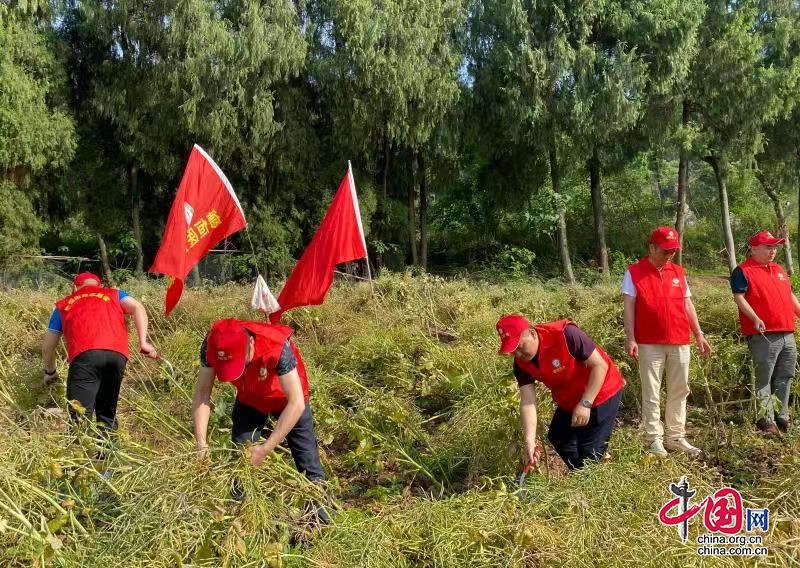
top-left (0, 273), bottom-right (798, 566)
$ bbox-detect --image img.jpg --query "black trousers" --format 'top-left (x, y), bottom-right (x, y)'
top-left (66, 349), bottom-right (127, 430)
top-left (231, 399), bottom-right (326, 482)
top-left (547, 389), bottom-right (622, 470)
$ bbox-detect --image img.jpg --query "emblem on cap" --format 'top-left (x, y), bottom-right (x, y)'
top-left (217, 350), bottom-right (230, 360)
top-left (667, 230), bottom-right (674, 238)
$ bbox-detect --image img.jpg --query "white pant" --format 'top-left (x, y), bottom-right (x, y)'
top-left (638, 344), bottom-right (691, 443)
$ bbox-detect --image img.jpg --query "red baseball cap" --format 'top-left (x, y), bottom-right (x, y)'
top-left (496, 314), bottom-right (531, 354)
top-left (649, 226), bottom-right (681, 251)
top-left (749, 231), bottom-right (785, 247)
top-left (73, 272), bottom-right (102, 286)
top-left (206, 319), bottom-right (249, 382)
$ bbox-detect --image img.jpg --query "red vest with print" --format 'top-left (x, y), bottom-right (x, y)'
top-left (515, 320), bottom-right (624, 412)
top-left (228, 321), bottom-right (310, 414)
top-left (737, 257), bottom-right (796, 336)
top-left (55, 286), bottom-right (129, 362)
top-left (628, 257), bottom-right (691, 345)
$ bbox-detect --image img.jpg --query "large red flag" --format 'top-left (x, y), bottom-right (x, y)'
top-left (150, 145), bottom-right (246, 316)
top-left (270, 163), bottom-right (368, 322)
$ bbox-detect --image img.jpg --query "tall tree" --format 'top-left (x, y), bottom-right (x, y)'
top-left (313, 0), bottom-right (465, 268)
top-left (0, 7), bottom-right (75, 261)
top-left (687, 0), bottom-right (799, 272)
top-left (754, 1), bottom-right (800, 272)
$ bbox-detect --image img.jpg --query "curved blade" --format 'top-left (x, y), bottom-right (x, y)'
top-left (158, 356), bottom-right (176, 379)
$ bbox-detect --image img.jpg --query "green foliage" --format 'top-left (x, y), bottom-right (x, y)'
top-left (3, 0), bottom-right (800, 285)
top-left (0, 180), bottom-right (43, 262)
top-left (0, 15), bottom-right (75, 174)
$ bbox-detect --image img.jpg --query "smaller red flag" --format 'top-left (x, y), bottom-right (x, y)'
top-left (270, 164), bottom-right (368, 322)
top-left (149, 145), bottom-right (246, 316)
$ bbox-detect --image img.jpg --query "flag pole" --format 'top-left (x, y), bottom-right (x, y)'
top-left (348, 161), bottom-right (376, 302)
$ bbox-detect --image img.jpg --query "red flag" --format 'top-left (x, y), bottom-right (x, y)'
top-left (149, 145), bottom-right (246, 316)
top-left (270, 163), bottom-right (367, 322)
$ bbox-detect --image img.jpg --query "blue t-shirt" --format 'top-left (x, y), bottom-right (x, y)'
top-left (729, 266), bottom-right (749, 294)
top-left (47, 290), bottom-right (129, 333)
top-left (199, 332), bottom-right (297, 376)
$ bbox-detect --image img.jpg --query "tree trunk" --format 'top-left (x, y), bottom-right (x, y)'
top-left (704, 155), bottom-right (737, 273)
top-left (376, 131), bottom-right (390, 269)
top-left (190, 265), bottom-right (201, 287)
top-left (757, 170), bottom-right (794, 274)
top-left (129, 164), bottom-right (144, 277)
top-left (549, 137), bottom-right (575, 284)
top-left (652, 151), bottom-right (664, 218)
top-left (408, 155), bottom-right (419, 266)
top-left (675, 100), bottom-right (689, 265)
top-left (97, 233), bottom-right (113, 284)
top-left (419, 154), bottom-right (428, 270)
top-left (588, 147), bottom-right (609, 278)
top-left (383, 132), bottom-right (390, 204)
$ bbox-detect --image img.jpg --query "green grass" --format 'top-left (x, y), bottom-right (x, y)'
top-left (0, 272), bottom-right (798, 567)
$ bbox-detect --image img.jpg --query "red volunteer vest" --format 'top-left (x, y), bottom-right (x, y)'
top-left (55, 285), bottom-right (130, 362)
top-left (737, 257), bottom-right (796, 336)
top-left (628, 257), bottom-right (691, 345)
top-left (515, 320), bottom-right (624, 412)
top-left (227, 321), bottom-right (310, 414)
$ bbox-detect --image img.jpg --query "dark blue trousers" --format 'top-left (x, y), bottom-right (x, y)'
top-left (231, 400), bottom-right (326, 482)
top-left (547, 389), bottom-right (622, 470)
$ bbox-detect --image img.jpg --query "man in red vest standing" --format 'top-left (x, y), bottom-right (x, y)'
top-left (622, 227), bottom-right (711, 458)
top-left (731, 231), bottom-right (800, 435)
top-left (496, 314), bottom-right (625, 470)
top-left (42, 272), bottom-right (158, 430)
top-left (192, 318), bottom-right (329, 522)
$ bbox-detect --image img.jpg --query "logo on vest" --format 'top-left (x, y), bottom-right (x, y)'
top-left (778, 272), bottom-right (785, 280)
top-left (62, 292), bottom-right (112, 311)
top-left (551, 358), bottom-right (566, 373)
top-left (672, 277), bottom-right (680, 287)
top-left (258, 367), bottom-right (268, 380)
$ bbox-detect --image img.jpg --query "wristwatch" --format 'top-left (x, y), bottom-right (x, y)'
top-left (580, 399), bottom-right (592, 408)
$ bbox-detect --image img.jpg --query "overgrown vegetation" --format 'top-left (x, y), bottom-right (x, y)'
top-left (1, 274), bottom-right (798, 566)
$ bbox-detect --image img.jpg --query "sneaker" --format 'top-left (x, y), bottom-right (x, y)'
top-left (757, 418), bottom-right (780, 436)
top-left (647, 440), bottom-right (668, 457)
top-left (665, 438), bottom-right (702, 457)
top-left (775, 416), bottom-right (790, 433)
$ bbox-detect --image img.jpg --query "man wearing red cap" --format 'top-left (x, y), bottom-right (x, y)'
top-left (42, 272), bottom-right (158, 429)
top-left (192, 318), bottom-right (327, 506)
top-left (731, 231), bottom-right (800, 434)
top-left (622, 227), bottom-right (711, 458)
top-left (496, 314), bottom-right (624, 470)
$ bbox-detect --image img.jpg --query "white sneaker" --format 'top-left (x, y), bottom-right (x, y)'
top-left (665, 438), bottom-right (702, 457)
top-left (647, 440), bottom-right (668, 456)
